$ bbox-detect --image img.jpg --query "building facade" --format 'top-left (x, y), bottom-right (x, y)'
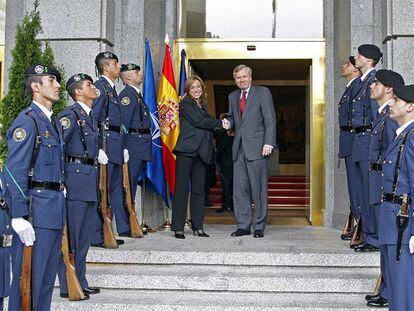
top-left (4, 0), bottom-right (414, 229)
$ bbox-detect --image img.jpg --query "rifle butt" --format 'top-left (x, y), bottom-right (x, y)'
top-left (103, 218), bottom-right (118, 249)
top-left (130, 213), bottom-right (144, 238)
top-left (20, 245), bottom-right (33, 311)
top-left (350, 218), bottom-right (364, 247)
top-left (373, 272), bottom-right (382, 296)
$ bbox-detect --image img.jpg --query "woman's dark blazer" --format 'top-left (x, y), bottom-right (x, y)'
top-left (173, 96), bottom-right (222, 165)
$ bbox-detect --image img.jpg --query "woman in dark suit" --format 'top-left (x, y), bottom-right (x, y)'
top-left (172, 76), bottom-right (225, 239)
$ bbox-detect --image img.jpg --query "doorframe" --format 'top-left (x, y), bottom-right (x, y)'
top-left (173, 38), bottom-right (325, 226)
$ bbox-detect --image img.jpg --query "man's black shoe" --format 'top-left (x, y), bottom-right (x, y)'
top-left (116, 239), bottom-right (125, 245)
top-left (354, 243), bottom-right (379, 252)
top-left (367, 296), bottom-right (388, 308)
top-left (119, 231), bottom-right (132, 237)
top-left (365, 294), bottom-right (380, 302)
top-left (253, 230), bottom-right (264, 238)
top-left (83, 287), bottom-right (101, 295)
top-left (60, 292), bottom-right (90, 300)
top-left (231, 229), bottom-right (250, 237)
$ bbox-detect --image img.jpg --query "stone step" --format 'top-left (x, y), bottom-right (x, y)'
top-left (87, 248), bottom-right (379, 268)
top-left (80, 264), bottom-right (379, 293)
top-left (50, 289), bottom-right (373, 310)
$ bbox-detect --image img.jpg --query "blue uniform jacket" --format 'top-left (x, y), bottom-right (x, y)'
top-left (3, 103), bottom-right (65, 230)
top-left (351, 70), bottom-right (378, 162)
top-left (0, 175), bottom-right (11, 298)
top-left (92, 76), bottom-right (125, 164)
top-left (378, 122), bottom-right (414, 245)
top-left (368, 106), bottom-right (398, 205)
top-left (338, 78), bottom-right (361, 158)
top-left (59, 102), bottom-right (99, 202)
top-left (119, 85), bottom-right (152, 161)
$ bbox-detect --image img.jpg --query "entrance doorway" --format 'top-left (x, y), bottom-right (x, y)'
top-left (173, 39), bottom-right (325, 225)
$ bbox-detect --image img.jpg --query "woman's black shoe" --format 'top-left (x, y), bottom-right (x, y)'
top-left (174, 231), bottom-right (185, 239)
top-left (193, 229), bottom-right (209, 237)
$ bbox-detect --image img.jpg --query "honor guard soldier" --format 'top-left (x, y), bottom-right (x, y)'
top-left (119, 63), bottom-right (152, 228)
top-left (352, 44), bottom-right (383, 250)
top-left (364, 70), bottom-right (404, 308)
top-left (57, 73), bottom-right (101, 300)
top-left (91, 52), bottom-right (130, 246)
top-left (378, 84), bottom-right (414, 310)
top-left (0, 175), bottom-right (11, 311)
top-left (4, 64), bottom-right (65, 310)
top-left (338, 56), bottom-right (361, 240)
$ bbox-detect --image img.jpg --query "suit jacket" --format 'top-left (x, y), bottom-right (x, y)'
top-left (378, 122), bottom-right (414, 245)
top-left (59, 102), bottom-right (99, 202)
top-left (4, 103), bottom-right (65, 230)
top-left (92, 76), bottom-right (125, 164)
top-left (368, 106), bottom-right (398, 205)
top-left (173, 96), bottom-right (222, 165)
top-left (119, 85), bottom-right (152, 161)
top-left (227, 85), bottom-right (276, 161)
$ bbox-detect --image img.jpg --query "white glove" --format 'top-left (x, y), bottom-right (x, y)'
top-left (98, 149), bottom-right (109, 165)
top-left (410, 236), bottom-right (414, 254)
top-left (12, 218), bottom-right (35, 246)
top-left (123, 149), bottom-right (130, 163)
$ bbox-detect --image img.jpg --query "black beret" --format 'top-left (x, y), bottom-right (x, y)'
top-left (25, 64), bottom-right (61, 83)
top-left (121, 63), bottom-right (141, 72)
top-left (375, 69), bottom-right (404, 88)
top-left (95, 52), bottom-right (119, 66)
top-left (358, 44), bottom-right (382, 61)
top-left (349, 56), bottom-right (356, 66)
top-left (66, 73), bottom-right (93, 92)
top-left (394, 85), bottom-right (414, 103)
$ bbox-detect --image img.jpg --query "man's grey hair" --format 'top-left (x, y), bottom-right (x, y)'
top-left (233, 64), bottom-right (252, 78)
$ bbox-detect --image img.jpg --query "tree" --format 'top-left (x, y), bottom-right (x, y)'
top-left (0, 0), bottom-right (67, 161)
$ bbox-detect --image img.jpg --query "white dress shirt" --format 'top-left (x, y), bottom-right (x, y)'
top-left (33, 100), bottom-right (53, 122)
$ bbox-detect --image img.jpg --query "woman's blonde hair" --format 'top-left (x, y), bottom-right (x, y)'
top-left (184, 75), bottom-right (207, 102)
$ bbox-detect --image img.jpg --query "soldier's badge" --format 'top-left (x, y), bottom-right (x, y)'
top-left (59, 117), bottom-right (71, 130)
top-left (13, 128), bottom-right (26, 142)
top-left (121, 97), bottom-right (130, 106)
top-left (95, 89), bottom-right (101, 98)
top-left (44, 130), bottom-right (50, 138)
top-left (34, 65), bottom-right (44, 74)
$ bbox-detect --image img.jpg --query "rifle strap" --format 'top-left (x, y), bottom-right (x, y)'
top-left (73, 108), bottom-right (89, 158)
top-left (374, 109), bottom-right (390, 165)
top-left (392, 129), bottom-right (414, 195)
top-left (25, 111), bottom-right (42, 182)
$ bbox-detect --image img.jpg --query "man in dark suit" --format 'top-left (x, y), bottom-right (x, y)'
top-left (226, 64), bottom-right (276, 238)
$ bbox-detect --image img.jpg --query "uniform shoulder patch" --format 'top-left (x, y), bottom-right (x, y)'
top-left (121, 96), bottom-right (130, 106)
top-left (59, 117), bottom-right (71, 130)
top-left (13, 128), bottom-right (26, 142)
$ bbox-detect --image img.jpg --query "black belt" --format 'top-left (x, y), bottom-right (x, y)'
top-left (354, 125), bottom-right (372, 133)
top-left (29, 180), bottom-right (65, 192)
top-left (370, 163), bottom-right (383, 171)
top-left (66, 155), bottom-right (97, 166)
top-left (340, 125), bottom-right (354, 132)
top-left (0, 234), bottom-right (12, 248)
top-left (129, 128), bottom-right (150, 134)
top-left (99, 124), bottom-right (122, 133)
top-left (382, 193), bottom-right (412, 205)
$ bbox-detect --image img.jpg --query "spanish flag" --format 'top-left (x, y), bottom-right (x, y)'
top-left (157, 36), bottom-right (179, 195)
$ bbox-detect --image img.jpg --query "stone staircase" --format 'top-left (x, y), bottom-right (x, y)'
top-left (48, 225), bottom-right (379, 310)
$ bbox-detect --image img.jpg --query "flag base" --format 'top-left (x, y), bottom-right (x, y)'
top-left (159, 220), bottom-right (172, 231)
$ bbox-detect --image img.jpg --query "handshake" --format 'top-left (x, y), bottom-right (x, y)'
top-left (221, 118), bottom-right (231, 130)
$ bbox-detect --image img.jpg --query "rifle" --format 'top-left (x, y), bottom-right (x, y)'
top-left (350, 217), bottom-right (363, 248)
top-left (99, 120), bottom-right (118, 249)
top-left (373, 272), bottom-right (382, 296)
top-left (396, 194), bottom-right (410, 263)
top-left (20, 245), bottom-right (32, 311)
top-left (122, 163), bottom-right (144, 238)
top-left (340, 210), bottom-right (354, 240)
top-left (61, 224), bottom-right (85, 300)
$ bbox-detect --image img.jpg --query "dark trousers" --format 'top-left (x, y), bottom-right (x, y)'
top-left (354, 160), bottom-right (370, 241)
top-left (172, 154), bottom-right (206, 232)
top-left (344, 155), bottom-right (359, 217)
top-left (0, 297), bottom-right (3, 311)
top-left (9, 228), bottom-right (62, 311)
top-left (128, 158), bottom-right (145, 201)
top-left (58, 200), bottom-right (96, 294)
top-left (218, 160), bottom-right (233, 207)
top-left (90, 162), bottom-right (130, 244)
